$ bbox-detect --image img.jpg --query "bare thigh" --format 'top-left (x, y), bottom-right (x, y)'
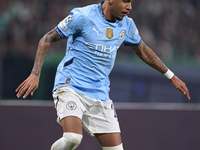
top-left (61, 116), bottom-right (82, 134)
top-left (95, 132), bottom-right (122, 147)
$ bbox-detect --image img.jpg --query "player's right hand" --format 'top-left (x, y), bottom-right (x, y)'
top-left (15, 74), bottom-right (39, 99)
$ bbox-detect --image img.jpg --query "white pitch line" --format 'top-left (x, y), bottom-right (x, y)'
top-left (114, 102), bottom-right (200, 111)
top-left (0, 100), bottom-right (54, 107)
top-left (1, 100), bottom-right (200, 111)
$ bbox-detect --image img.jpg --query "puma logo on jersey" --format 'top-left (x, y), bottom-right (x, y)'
top-left (93, 27), bottom-right (99, 35)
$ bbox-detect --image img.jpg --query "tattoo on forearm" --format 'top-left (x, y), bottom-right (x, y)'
top-left (140, 44), bottom-right (166, 73)
top-left (31, 29), bottom-right (61, 76)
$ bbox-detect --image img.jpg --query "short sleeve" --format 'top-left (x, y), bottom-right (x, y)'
top-left (124, 18), bottom-right (142, 46)
top-left (55, 9), bottom-right (85, 39)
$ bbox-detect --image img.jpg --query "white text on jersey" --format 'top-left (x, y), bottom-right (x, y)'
top-left (85, 42), bottom-right (119, 53)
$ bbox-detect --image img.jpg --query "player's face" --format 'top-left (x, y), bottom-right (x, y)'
top-left (111, 0), bottom-right (132, 20)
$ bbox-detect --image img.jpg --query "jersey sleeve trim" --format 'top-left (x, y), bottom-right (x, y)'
top-left (55, 26), bottom-right (67, 39)
top-left (124, 39), bottom-right (142, 47)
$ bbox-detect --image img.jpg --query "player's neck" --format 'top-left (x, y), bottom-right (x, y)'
top-left (102, 1), bottom-right (116, 22)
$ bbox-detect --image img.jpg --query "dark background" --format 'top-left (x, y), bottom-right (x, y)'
top-left (0, 0), bottom-right (200, 102)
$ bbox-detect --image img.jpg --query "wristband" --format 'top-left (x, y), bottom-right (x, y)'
top-left (164, 69), bottom-right (174, 79)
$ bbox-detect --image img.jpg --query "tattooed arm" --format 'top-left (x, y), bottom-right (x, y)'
top-left (16, 29), bottom-right (62, 98)
top-left (31, 29), bottom-right (62, 77)
top-left (131, 41), bottom-right (190, 100)
top-left (131, 41), bottom-right (168, 74)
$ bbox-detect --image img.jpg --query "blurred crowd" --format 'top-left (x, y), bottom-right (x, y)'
top-left (0, 0), bottom-right (199, 62)
top-left (134, 0), bottom-right (200, 62)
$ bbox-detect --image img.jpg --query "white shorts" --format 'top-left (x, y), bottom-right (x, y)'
top-left (52, 86), bottom-right (121, 136)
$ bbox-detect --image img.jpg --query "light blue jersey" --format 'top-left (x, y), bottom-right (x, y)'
top-left (53, 2), bottom-right (142, 101)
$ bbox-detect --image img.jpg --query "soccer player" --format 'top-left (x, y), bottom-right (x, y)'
top-left (16, 0), bottom-right (190, 149)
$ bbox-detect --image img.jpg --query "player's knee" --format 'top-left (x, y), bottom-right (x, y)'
top-left (63, 132), bottom-right (83, 149)
top-left (102, 143), bottom-right (124, 150)
top-left (51, 132), bottom-right (82, 150)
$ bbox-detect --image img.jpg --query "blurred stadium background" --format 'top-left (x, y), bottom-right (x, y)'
top-left (0, 0), bottom-right (200, 150)
top-left (0, 0), bottom-right (200, 102)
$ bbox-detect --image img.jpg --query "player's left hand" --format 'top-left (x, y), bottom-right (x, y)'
top-left (170, 75), bottom-right (191, 100)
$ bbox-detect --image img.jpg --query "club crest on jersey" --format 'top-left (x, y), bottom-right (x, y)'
top-left (106, 28), bottom-right (113, 39)
top-left (66, 101), bottom-right (77, 110)
top-left (119, 30), bottom-right (125, 39)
